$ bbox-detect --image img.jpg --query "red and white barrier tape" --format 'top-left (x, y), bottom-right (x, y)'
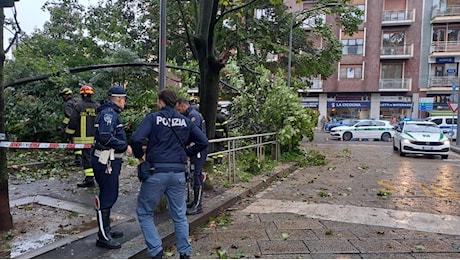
top-left (0, 141), bottom-right (92, 149)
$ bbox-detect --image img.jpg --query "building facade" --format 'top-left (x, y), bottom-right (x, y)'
top-left (290, 0), bottom-right (460, 125)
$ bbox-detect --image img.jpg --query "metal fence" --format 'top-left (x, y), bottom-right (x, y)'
top-left (207, 132), bottom-right (280, 183)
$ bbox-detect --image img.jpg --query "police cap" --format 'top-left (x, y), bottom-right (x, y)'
top-left (107, 86), bottom-right (128, 98)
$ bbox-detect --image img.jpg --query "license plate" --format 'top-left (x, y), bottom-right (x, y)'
top-left (422, 146), bottom-right (433, 150)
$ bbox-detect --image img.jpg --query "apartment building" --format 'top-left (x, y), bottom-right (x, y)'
top-left (291, 0), bottom-right (431, 122)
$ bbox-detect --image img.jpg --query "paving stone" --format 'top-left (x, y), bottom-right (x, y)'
top-left (350, 226), bottom-right (405, 239)
top-left (265, 229), bottom-right (318, 240)
top-left (411, 252), bottom-right (460, 258)
top-left (257, 240), bottom-right (309, 255)
top-left (305, 239), bottom-right (359, 254)
top-left (360, 253), bottom-right (416, 258)
top-left (311, 228), bottom-right (360, 240)
top-left (399, 239), bottom-right (457, 253)
top-left (310, 253), bottom-right (362, 259)
top-left (191, 233), bottom-right (261, 259)
top-left (350, 239), bottom-right (411, 253)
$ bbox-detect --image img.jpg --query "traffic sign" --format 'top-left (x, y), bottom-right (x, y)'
top-left (448, 102), bottom-right (459, 113)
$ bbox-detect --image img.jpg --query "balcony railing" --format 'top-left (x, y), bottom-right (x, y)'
top-left (432, 6), bottom-right (460, 23)
top-left (379, 78), bottom-right (411, 91)
top-left (299, 77), bottom-right (323, 92)
top-left (430, 41), bottom-right (460, 53)
top-left (380, 44), bottom-right (413, 59)
top-left (382, 9), bottom-right (414, 26)
top-left (429, 76), bottom-right (458, 87)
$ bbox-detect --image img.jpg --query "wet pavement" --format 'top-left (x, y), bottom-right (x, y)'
top-left (7, 130), bottom-right (460, 258)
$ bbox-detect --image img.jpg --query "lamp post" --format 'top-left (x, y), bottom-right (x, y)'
top-left (158, 0), bottom-right (167, 90)
top-left (287, 3), bottom-right (340, 88)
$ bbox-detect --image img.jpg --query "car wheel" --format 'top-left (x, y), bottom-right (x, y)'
top-left (399, 142), bottom-right (406, 157)
top-left (342, 132), bottom-right (352, 141)
top-left (381, 132), bottom-right (391, 142)
top-left (441, 155), bottom-right (448, 159)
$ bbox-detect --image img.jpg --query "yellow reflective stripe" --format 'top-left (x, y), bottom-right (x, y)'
top-left (216, 129), bottom-right (225, 132)
top-left (73, 137), bottom-right (94, 144)
top-left (74, 150), bottom-right (82, 155)
top-left (80, 114), bottom-right (87, 139)
top-left (84, 168), bottom-right (94, 177)
top-left (65, 128), bottom-right (75, 135)
top-left (63, 117), bottom-right (70, 124)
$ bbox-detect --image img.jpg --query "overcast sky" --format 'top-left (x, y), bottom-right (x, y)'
top-left (3, 0), bottom-right (95, 52)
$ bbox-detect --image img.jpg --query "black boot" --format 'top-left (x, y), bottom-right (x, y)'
top-left (109, 228), bottom-right (124, 238)
top-left (77, 176), bottom-right (95, 188)
top-left (96, 209), bottom-right (121, 249)
top-left (186, 186), bottom-right (203, 215)
top-left (70, 154), bottom-right (82, 167)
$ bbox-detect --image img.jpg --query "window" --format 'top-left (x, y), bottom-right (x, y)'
top-left (301, 14), bottom-right (326, 30)
top-left (381, 64), bottom-right (403, 79)
top-left (342, 38), bottom-right (363, 55)
top-left (255, 8), bottom-right (275, 21)
top-left (340, 65), bottom-right (362, 79)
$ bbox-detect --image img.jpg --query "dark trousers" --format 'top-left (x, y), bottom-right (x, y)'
top-left (190, 150), bottom-right (207, 188)
top-left (91, 156), bottom-right (122, 209)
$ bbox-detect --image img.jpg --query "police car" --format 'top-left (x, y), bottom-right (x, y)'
top-left (330, 119), bottom-right (394, 141)
top-left (392, 120), bottom-right (450, 159)
top-left (423, 116), bottom-right (457, 140)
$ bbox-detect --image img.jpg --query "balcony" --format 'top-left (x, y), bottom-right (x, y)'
top-left (380, 44), bottom-right (413, 59)
top-left (428, 76), bottom-right (458, 88)
top-left (379, 78), bottom-right (411, 92)
top-left (382, 9), bottom-right (415, 26)
top-left (298, 77), bottom-right (323, 92)
top-left (432, 6), bottom-right (460, 23)
top-left (430, 41), bottom-right (460, 56)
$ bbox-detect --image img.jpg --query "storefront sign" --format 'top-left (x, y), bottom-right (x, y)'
top-left (380, 102), bottom-right (412, 108)
top-left (327, 102), bottom-right (370, 108)
top-left (301, 102), bottom-right (318, 108)
top-left (436, 57), bottom-right (455, 63)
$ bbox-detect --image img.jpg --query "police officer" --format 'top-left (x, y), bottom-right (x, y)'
top-left (213, 104), bottom-right (229, 164)
top-left (91, 86), bottom-right (130, 249)
top-left (59, 87), bottom-right (82, 166)
top-left (175, 98), bottom-right (208, 215)
top-left (130, 89), bottom-right (208, 259)
top-left (65, 85), bottom-right (98, 188)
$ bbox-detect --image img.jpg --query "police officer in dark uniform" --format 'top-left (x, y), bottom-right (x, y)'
top-left (91, 86), bottom-right (130, 249)
top-left (130, 89), bottom-right (208, 259)
top-left (65, 85), bottom-right (98, 187)
top-left (175, 98), bottom-right (208, 215)
top-left (213, 104), bottom-right (229, 164)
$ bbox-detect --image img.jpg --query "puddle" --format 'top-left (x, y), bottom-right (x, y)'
top-left (1, 203), bottom-right (96, 258)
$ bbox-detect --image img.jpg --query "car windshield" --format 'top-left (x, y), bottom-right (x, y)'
top-left (404, 124), bottom-right (441, 133)
top-left (342, 119), bottom-right (358, 125)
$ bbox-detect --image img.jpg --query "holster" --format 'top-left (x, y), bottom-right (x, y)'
top-left (137, 161), bottom-right (153, 182)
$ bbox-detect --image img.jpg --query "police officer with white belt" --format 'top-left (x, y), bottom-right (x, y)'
top-left (91, 86), bottom-right (130, 250)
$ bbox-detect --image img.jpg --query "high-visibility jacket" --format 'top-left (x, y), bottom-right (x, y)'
top-left (65, 97), bottom-right (98, 144)
top-left (215, 112), bottom-right (228, 138)
top-left (61, 97), bottom-right (80, 129)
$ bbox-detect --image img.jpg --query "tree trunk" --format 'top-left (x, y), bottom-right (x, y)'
top-left (0, 8), bottom-right (13, 231)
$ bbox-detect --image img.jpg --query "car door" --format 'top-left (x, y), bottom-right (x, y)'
top-left (354, 120), bottom-right (372, 139)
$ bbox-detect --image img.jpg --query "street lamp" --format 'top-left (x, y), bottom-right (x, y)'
top-left (287, 3), bottom-right (340, 88)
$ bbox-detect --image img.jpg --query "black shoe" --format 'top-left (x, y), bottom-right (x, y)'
top-left (77, 177), bottom-right (95, 188)
top-left (152, 251), bottom-right (163, 259)
top-left (186, 205), bottom-right (203, 215)
top-left (180, 254), bottom-right (190, 259)
top-left (96, 238), bottom-right (121, 249)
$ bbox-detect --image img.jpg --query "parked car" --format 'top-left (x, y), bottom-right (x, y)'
top-left (330, 119), bottom-right (394, 141)
top-left (423, 116), bottom-right (457, 140)
top-left (324, 119), bottom-right (359, 131)
top-left (392, 120), bottom-right (450, 159)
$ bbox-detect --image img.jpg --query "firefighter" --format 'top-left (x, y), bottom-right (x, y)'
top-left (65, 85), bottom-right (99, 188)
top-left (213, 104), bottom-right (229, 164)
top-left (59, 88), bottom-right (82, 167)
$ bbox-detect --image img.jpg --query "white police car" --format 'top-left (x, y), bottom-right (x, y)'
top-left (393, 120), bottom-right (450, 159)
top-left (423, 116), bottom-right (457, 140)
top-left (329, 119), bottom-right (394, 141)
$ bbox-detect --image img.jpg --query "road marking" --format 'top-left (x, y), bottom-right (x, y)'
top-left (242, 198), bottom-right (460, 236)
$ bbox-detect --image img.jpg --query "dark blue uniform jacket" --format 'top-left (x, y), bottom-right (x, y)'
top-left (130, 106), bottom-right (209, 172)
top-left (94, 100), bottom-right (128, 153)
